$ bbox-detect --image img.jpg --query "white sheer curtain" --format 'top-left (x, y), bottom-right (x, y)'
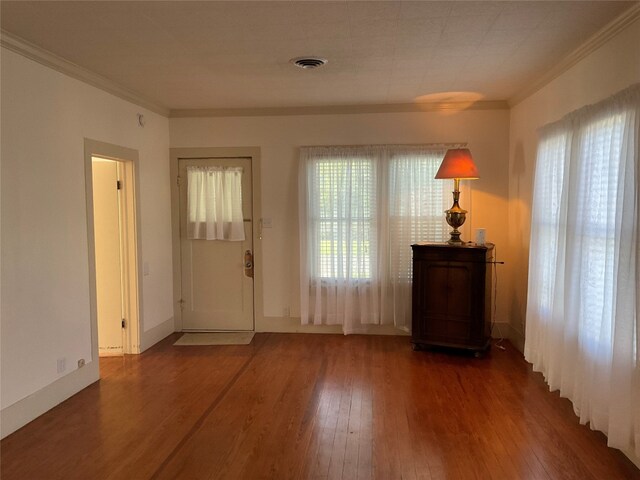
top-left (387, 147), bottom-right (451, 328)
top-left (187, 166), bottom-right (245, 241)
top-left (525, 84), bottom-right (639, 457)
top-left (299, 145), bottom-right (451, 334)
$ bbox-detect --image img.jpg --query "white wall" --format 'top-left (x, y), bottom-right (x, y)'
top-left (507, 18), bottom-right (640, 348)
top-left (0, 49), bottom-right (174, 420)
top-left (170, 108), bottom-right (511, 332)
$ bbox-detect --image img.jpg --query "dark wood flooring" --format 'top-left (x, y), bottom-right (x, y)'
top-left (1, 333), bottom-right (638, 479)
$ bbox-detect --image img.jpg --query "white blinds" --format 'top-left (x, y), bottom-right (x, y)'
top-left (525, 84), bottom-right (639, 457)
top-left (187, 166), bottom-right (245, 241)
top-left (299, 145), bottom-right (451, 334)
top-left (388, 148), bottom-right (450, 283)
top-left (310, 151), bottom-right (377, 280)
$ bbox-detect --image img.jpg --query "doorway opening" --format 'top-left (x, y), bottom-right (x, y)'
top-left (85, 140), bottom-right (141, 362)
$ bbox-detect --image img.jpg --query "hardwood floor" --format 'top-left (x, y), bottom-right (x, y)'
top-left (2, 333), bottom-right (638, 480)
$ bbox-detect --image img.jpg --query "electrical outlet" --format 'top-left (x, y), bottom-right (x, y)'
top-left (283, 307), bottom-right (290, 317)
top-left (57, 357), bottom-right (66, 374)
top-left (77, 359), bottom-right (85, 368)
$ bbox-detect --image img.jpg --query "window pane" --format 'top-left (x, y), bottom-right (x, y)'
top-left (574, 113), bottom-right (624, 346)
top-left (388, 152), bottom-right (449, 280)
top-left (312, 157), bottom-right (375, 279)
top-left (530, 131), bottom-right (568, 317)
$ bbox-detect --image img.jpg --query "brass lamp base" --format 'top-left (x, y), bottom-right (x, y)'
top-left (445, 183), bottom-right (467, 245)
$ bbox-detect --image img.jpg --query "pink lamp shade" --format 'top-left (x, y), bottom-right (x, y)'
top-left (435, 148), bottom-right (480, 179)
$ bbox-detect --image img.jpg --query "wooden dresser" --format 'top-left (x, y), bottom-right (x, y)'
top-left (411, 242), bottom-right (494, 355)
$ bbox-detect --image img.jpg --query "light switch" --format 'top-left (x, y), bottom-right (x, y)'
top-left (262, 218), bottom-right (273, 228)
top-left (143, 262), bottom-right (150, 276)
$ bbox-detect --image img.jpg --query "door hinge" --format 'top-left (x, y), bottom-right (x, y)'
top-left (178, 299), bottom-right (185, 311)
top-left (176, 176), bottom-right (181, 187)
top-left (117, 180), bottom-right (122, 190)
top-left (121, 318), bottom-right (126, 329)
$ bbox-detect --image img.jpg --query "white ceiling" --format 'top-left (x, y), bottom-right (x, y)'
top-left (0, 1), bottom-right (635, 111)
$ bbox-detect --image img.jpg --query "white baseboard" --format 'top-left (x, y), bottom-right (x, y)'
top-left (492, 321), bottom-right (525, 353)
top-left (508, 323), bottom-right (525, 353)
top-left (0, 360), bottom-right (99, 439)
top-left (258, 317), bottom-right (528, 342)
top-left (0, 316), bottom-right (174, 440)
top-left (257, 316), bottom-right (409, 336)
top-left (140, 316), bottom-right (175, 352)
top-left (98, 347), bottom-right (123, 356)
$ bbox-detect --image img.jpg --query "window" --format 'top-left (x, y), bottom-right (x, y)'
top-left (525, 84), bottom-right (639, 457)
top-left (528, 131), bottom-right (569, 318)
top-left (530, 113), bottom-right (628, 345)
top-left (388, 153), bottom-right (449, 282)
top-left (186, 166), bottom-right (245, 240)
top-left (573, 113), bottom-right (625, 345)
top-left (312, 157), bottom-right (376, 280)
top-left (299, 145), bottom-right (453, 333)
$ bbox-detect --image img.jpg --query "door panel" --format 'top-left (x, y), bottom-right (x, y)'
top-left (179, 158), bottom-right (254, 331)
top-left (92, 158), bottom-right (123, 354)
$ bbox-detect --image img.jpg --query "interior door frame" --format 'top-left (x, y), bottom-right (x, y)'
top-left (169, 147), bottom-right (263, 332)
top-left (84, 138), bottom-right (143, 358)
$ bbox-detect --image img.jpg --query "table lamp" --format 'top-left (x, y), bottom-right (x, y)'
top-left (435, 148), bottom-right (479, 244)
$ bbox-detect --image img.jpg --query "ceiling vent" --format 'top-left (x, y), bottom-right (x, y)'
top-left (290, 57), bottom-right (328, 69)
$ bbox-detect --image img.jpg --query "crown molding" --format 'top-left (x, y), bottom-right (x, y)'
top-left (0, 27), bottom-right (507, 119)
top-left (3, 2), bottom-right (638, 118)
top-left (509, 3), bottom-right (640, 107)
top-left (169, 100), bottom-right (509, 118)
top-left (0, 30), bottom-right (170, 117)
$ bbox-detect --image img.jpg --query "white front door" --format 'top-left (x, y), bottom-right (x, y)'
top-left (178, 157), bottom-right (254, 331)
